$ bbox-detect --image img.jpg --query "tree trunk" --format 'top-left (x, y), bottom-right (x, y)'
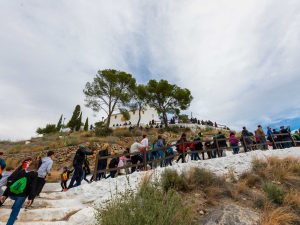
top-left (106, 113), bottom-right (111, 129)
top-left (163, 112), bottom-right (168, 128)
top-left (137, 107), bottom-right (142, 127)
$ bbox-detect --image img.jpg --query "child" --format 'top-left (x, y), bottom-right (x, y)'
top-left (229, 132), bottom-right (240, 154)
top-left (61, 167), bottom-right (73, 191)
top-left (118, 151), bottom-right (129, 175)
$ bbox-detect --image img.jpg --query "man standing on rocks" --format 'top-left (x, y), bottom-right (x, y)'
top-left (68, 145), bottom-right (94, 189)
top-left (35, 151), bottom-right (55, 197)
top-left (0, 152), bottom-right (6, 179)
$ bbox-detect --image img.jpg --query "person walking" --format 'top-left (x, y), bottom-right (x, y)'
top-left (0, 160), bottom-right (37, 225)
top-left (68, 145), bottom-right (94, 189)
top-left (130, 139), bottom-right (145, 173)
top-left (229, 132), bottom-right (239, 154)
top-left (35, 151), bottom-right (55, 197)
top-left (60, 167), bottom-right (73, 192)
top-left (256, 125), bottom-right (267, 150)
top-left (176, 133), bottom-right (188, 163)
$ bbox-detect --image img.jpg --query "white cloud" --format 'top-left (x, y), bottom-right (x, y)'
top-left (0, 0), bottom-right (299, 140)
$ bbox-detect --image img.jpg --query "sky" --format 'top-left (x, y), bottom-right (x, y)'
top-left (0, 0), bottom-right (299, 140)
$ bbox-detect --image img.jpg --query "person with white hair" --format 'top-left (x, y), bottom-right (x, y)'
top-left (130, 138), bottom-right (145, 173)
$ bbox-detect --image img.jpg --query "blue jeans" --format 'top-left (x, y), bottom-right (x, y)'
top-left (7, 196), bottom-right (26, 225)
top-left (232, 145), bottom-right (239, 154)
top-left (68, 165), bottom-right (83, 189)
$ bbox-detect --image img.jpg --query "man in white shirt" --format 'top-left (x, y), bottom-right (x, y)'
top-left (141, 134), bottom-right (149, 150)
top-left (130, 138), bottom-right (145, 173)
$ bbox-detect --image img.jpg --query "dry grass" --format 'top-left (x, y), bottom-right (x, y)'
top-left (284, 189), bottom-right (300, 213)
top-left (240, 171), bottom-right (262, 187)
top-left (260, 203), bottom-right (297, 225)
top-left (251, 157), bottom-right (300, 187)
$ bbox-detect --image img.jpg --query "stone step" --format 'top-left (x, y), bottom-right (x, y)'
top-left (0, 207), bottom-right (81, 222)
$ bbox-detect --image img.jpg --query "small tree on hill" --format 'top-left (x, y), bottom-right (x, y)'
top-left (56, 114), bottom-right (63, 131)
top-left (83, 69), bottom-right (136, 129)
top-left (68, 105), bottom-right (81, 131)
top-left (36, 124), bottom-right (57, 135)
top-left (84, 118), bottom-right (89, 131)
top-left (146, 79), bottom-right (193, 127)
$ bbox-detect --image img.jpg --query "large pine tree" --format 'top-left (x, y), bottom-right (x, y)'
top-left (68, 105), bottom-right (81, 131)
top-left (75, 112), bottom-right (82, 131)
top-left (84, 117), bottom-right (89, 131)
top-left (56, 114), bottom-right (63, 131)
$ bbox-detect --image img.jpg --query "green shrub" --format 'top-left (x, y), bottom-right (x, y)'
top-left (263, 182), bottom-right (285, 205)
top-left (160, 169), bottom-right (188, 192)
top-left (191, 167), bottom-right (219, 187)
top-left (64, 137), bottom-right (80, 146)
top-left (97, 181), bottom-right (192, 225)
top-left (95, 127), bottom-right (113, 137)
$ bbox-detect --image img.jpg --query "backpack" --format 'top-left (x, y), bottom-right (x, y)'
top-left (9, 177), bottom-right (27, 194)
top-left (62, 172), bottom-right (68, 181)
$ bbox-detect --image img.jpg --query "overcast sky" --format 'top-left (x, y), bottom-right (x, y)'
top-left (0, 0), bottom-right (299, 140)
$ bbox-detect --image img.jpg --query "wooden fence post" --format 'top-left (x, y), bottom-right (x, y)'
top-left (182, 139), bottom-right (186, 163)
top-left (216, 139), bottom-right (220, 157)
top-left (143, 149), bottom-right (147, 171)
top-left (93, 151), bottom-right (99, 181)
top-left (242, 136), bottom-right (248, 152)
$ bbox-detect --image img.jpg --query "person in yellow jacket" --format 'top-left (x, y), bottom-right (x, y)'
top-left (256, 125), bottom-right (267, 150)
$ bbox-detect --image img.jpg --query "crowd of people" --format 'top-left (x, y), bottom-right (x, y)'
top-left (0, 125), bottom-right (299, 224)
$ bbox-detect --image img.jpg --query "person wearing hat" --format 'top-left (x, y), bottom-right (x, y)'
top-left (68, 145), bottom-right (94, 189)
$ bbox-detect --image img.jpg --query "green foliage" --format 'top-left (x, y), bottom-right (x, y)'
top-left (119, 108), bottom-right (130, 121)
top-left (83, 69), bottom-right (136, 128)
top-left (97, 181), bottom-right (192, 225)
top-left (36, 124), bottom-right (57, 135)
top-left (146, 79), bottom-right (193, 127)
top-left (94, 121), bottom-right (113, 136)
top-left (56, 114), bottom-right (63, 131)
top-left (84, 118), bottom-right (89, 131)
top-left (68, 105), bottom-right (81, 131)
top-left (191, 167), bottom-right (219, 187)
top-left (263, 182), bottom-right (285, 205)
top-left (160, 169), bottom-right (188, 192)
top-left (129, 84), bottom-right (148, 126)
top-left (178, 114), bottom-right (189, 123)
top-left (75, 112), bottom-right (82, 131)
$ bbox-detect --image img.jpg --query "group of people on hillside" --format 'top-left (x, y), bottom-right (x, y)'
top-left (0, 123), bottom-right (299, 225)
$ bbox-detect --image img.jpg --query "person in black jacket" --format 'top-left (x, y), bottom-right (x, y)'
top-left (68, 145), bottom-right (94, 189)
top-left (0, 167), bottom-right (37, 225)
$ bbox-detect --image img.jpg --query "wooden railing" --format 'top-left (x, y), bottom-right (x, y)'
top-left (92, 132), bottom-right (300, 179)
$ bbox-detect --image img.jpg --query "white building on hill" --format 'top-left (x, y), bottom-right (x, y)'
top-left (109, 107), bottom-right (160, 127)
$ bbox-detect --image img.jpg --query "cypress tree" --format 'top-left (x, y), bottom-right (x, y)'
top-left (84, 117), bottom-right (89, 131)
top-left (56, 114), bottom-right (63, 131)
top-left (75, 112), bottom-right (82, 131)
top-left (68, 105), bottom-right (81, 131)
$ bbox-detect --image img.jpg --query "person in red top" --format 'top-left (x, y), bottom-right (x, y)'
top-left (176, 133), bottom-right (188, 163)
top-left (229, 132), bottom-right (240, 154)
